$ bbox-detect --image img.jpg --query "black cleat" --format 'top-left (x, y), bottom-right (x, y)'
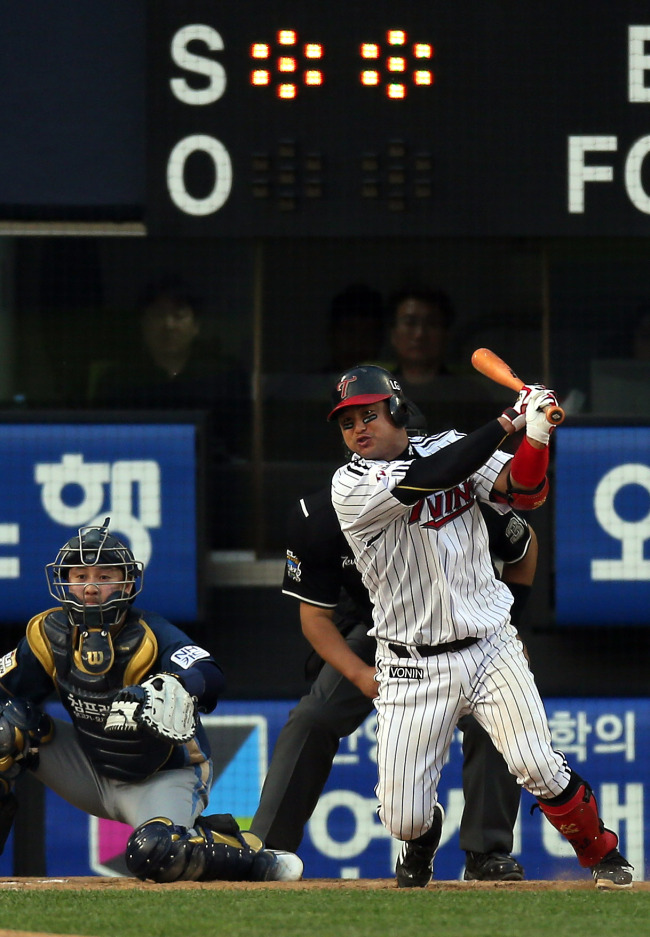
top-left (464, 851), bottom-right (524, 881)
top-left (395, 804), bottom-right (444, 888)
top-left (591, 848), bottom-right (633, 890)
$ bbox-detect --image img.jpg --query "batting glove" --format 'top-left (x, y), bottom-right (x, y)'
top-left (500, 387), bottom-right (534, 433)
top-left (514, 383), bottom-right (547, 412)
top-left (525, 387), bottom-right (559, 445)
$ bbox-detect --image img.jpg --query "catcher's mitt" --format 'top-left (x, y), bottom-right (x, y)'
top-left (105, 673), bottom-right (198, 745)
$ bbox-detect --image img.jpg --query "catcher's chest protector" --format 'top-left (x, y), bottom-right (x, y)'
top-left (37, 612), bottom-right (174, 781)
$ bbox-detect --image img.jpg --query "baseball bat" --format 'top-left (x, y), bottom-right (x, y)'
top-left (471, 347), bottom-right (565, 425)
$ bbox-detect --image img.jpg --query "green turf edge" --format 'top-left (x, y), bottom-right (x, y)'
top-left (0, 888), bottom-right (648, 937)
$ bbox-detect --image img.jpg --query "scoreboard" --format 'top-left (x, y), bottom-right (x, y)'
top-left (147, 0), bottom-right (650, 237)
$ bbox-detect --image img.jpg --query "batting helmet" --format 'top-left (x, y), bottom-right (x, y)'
top-left (45, 517), bottom-right (144, 630)
top-left (327, 365), bottom-right (410, 426)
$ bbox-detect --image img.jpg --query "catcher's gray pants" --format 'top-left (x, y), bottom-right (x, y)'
top-left (32, 718), bottom-right (212, 829)
top-left (251, 622), bottom-right (520, 854)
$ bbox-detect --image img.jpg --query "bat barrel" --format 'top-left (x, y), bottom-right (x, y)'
top-left (471, 348), bottom-right (566, 425)
top-left (545, 405), bottom-right (565, 425)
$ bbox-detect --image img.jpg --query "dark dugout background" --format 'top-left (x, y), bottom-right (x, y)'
top-left (0, 1), bottom-right (649, 702)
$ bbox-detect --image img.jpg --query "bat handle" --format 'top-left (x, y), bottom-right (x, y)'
top-left (544, 404), bottom-right (565, 425)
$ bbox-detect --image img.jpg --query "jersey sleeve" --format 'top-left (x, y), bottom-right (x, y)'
top-left (331, 458), bottom-right (413, 542)
top-left (472, 449), bottom-right (512, 500)
top-left (0, 635), bottom-right (56, 704)
top-left (282, 498), bottom-right (345, 607)
top-left (410, 431), bottom-right (511, 503)
top-left (145, 614), bottom-right (224, 713)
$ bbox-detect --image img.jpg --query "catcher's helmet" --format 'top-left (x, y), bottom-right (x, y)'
top-left (327, 365), bottom-right (410, 426)
top-left (45, 517), bottom-right (144, 630)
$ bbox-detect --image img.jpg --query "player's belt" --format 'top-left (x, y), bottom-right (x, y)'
top-left (387, 636), bottom-right (478, 658)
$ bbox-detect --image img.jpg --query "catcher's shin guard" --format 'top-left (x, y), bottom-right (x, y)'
top-left (537, 779), bottom-right (618, 868)
top-left (126, 816), bottom-right (262, 883)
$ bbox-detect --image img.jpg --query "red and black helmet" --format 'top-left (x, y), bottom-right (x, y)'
top-left (327, 365), bottom-right (410, 426)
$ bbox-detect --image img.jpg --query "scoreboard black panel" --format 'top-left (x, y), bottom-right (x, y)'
top-left (146, 0), bottom-right (650, 236)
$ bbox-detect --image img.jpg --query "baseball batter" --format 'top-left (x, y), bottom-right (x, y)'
top-left (251, 486), bottom-right (534, 884)
top-left (0, 518), bottom-right (302, 883)
top-left (328, 365), bottom-right (633, 890)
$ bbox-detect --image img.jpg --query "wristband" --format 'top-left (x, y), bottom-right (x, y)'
top-left (510, 436), bottom-right (549, 489)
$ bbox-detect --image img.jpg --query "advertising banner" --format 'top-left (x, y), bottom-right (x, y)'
top-left (11, 698), bottom-right (643, 882)
top-left (555, 426), bottom-right (650, 625)
top-left (0, 421), bottom-right (199, 623)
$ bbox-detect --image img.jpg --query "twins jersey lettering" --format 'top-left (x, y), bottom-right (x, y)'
top-left (331, 432), bottom-right (513, 646)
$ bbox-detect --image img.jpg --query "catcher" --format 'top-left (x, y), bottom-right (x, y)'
top-left (0, 518), bottom-right (302, 883)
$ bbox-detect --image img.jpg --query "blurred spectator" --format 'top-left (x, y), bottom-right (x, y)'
top-left (387, 286), bottom-right (498, 431)
top-left (91, 275), bottom-right (251, 547)
top-left (91, 275), bottom-right (249, 452)
top-left (388, 286), bottom-right (455, 387)
top-left (323, 283), bottom-right (389, 373)
top-left (262, 284), bottom-right (389, 449)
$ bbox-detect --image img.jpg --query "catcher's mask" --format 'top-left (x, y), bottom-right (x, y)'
top-left (327, 365), bottom-right (410, 426)
top-left (45, 517), bottom-right (144, 633)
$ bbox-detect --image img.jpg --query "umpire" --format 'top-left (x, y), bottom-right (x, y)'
top-left (251, 480), bottom-right (536, 883)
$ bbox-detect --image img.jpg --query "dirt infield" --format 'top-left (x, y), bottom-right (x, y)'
top-left (0, 875), bottom-right (648, 892)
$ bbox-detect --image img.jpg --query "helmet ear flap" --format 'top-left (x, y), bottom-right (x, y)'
top-left (389, 395), bottom-right (410, 428)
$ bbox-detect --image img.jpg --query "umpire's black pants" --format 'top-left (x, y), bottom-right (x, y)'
top-left (250, 622), bottom-right (521, 855)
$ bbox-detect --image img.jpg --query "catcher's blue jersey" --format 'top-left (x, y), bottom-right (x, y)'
top-left (0, 607), bottom-right (224, 782)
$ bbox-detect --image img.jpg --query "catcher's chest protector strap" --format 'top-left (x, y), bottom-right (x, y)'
top-left (25, 610), bottom-right (59, 679)
top-left (31, 612), bottom-right (158, 694)
top-left (537, 784), bottom-right (618, 868)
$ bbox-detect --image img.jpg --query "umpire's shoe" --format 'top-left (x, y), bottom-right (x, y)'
top-left (464, 851), bottom-right (524, 881)
top-left (395, 804), bottom-right (445, 888)
top-left (591, 849), bottom-right (633, 890)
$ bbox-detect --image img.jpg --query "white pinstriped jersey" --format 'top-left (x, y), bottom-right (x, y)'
top-left (331, 431), bottom-right (513, 647)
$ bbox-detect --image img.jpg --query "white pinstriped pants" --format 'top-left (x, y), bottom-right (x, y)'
top-left (374, 624), bottom-right (571, 840)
